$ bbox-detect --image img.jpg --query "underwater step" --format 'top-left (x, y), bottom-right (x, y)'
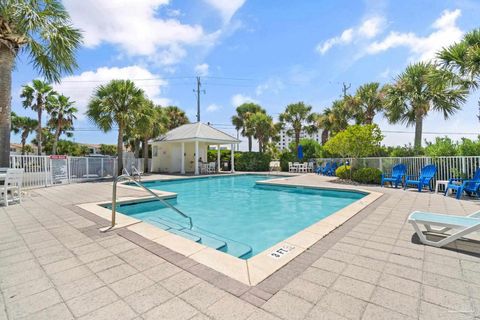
top-left (181, 229), bottom-right (227, 250)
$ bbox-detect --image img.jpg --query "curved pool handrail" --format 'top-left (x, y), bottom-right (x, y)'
top-left (103, 174), bottom-right (193, 232)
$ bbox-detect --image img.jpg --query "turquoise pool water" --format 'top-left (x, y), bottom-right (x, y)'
top-left (115, 174), bottom-right (365, 258)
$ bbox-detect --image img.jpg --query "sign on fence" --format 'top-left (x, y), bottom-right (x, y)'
top-left (50, 155), bottom-right (69, 184)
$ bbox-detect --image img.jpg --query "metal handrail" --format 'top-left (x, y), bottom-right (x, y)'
top-left (103, 174), bottom-right (193, 232)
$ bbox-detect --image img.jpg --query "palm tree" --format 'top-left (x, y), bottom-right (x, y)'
top-left (438, 29), bottom-right (480, 85)
top-left (316, 108), bottom-right (333, 145)
top-left (384, 62), bottom-right (468, 149)
top-left (47, 94), bottom-right (77, 155)
top-left (20, 80), bottom-right (56, 155)
top-left (347, 82), bottom-right (385, 124)
top-left (133, 100), bottom-right (167, 173)
top-left (87, 80), bottom-right (145, 175)
top-left (232, 103), bottom-right (265, 152)
top-left (164, 106), bottom-right (189, 130)
top-left (246, 112), bottom-right (276, 153)
top-left (438, 28), bottom-right (480, 118)
top-left (279, 102), bottom-right (317, 153)
top-left (0, 0), bottom-right (82, 166)
top-left (11, 112), bottom-right (38, 155)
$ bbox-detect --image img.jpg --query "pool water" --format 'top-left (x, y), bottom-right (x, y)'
top-left (115, 174), bottom-right (365, 258)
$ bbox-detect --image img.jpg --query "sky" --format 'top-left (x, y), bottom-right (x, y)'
top-left (10, 0), bottom-right (480, 151)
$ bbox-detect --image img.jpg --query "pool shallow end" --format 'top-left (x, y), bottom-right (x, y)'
top-left (77, 178), bottom-right (382, 286)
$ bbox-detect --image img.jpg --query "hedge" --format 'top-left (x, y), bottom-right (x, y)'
top-left (234, 152), bottom-right (271, 171)
top-left (352, 167), bottom-right (382, 184)
top-left (335, 165), bottom-right (351, 179)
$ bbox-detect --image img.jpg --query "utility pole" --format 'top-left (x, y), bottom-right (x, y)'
top-left (193, 77), bottom-right (205, 122)
top-left (342, 82), bottom-right (351, 98)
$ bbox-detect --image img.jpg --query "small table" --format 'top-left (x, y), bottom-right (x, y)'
top-left (435, 180), bottom-right (450, 194)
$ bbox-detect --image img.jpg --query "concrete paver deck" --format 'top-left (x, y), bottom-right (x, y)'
top-left (1, 173), bottom-right (479, 319)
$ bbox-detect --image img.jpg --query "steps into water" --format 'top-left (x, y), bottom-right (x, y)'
top-left (146, 217), bottom-right (252, 258)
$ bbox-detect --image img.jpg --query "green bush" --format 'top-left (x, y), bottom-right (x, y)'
top-left (335, 165), bottom-right (351, 179)
top-left (279, 150), bottom-right (296, 171)
top-left (352, 167), bottom-right (382, 184)
top-left (234, 152), bottom-right (271, 171)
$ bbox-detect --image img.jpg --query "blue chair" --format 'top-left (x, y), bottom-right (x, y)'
top-left (404, 164), bottom-right (437, 192)
top-left (327, 162), bottom-right (339, 176)
top-left (315, 161), bottom-right (330, 175)
top-left (445, 168), bottom-right (480, 199)
top-left (381, 164), bottom-right (407, 188)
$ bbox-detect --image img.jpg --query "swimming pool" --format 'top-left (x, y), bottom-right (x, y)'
top-left (113, 174), bottom-right (366, 259)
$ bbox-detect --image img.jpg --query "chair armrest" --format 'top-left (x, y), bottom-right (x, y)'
top-left (448, 178), bottom-right (463, 183)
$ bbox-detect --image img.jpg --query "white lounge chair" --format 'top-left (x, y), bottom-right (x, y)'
top-left (1, 169), bottom-right (24, 207)
top-left (408, 211), bottom-right (480, 247)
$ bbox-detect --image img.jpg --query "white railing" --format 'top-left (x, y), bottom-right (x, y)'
top-left (315, 156), bottom-right (480, 182)
top-left (8, 155), bottom-right (153, 189)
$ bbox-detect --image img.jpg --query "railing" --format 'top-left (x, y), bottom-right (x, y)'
top-left (104, 174), bottom-right (193, 232)
top-left (315, 156), bottom-right (480, 182)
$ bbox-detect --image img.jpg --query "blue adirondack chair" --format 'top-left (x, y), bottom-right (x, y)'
top-left (445, 168), bottom-right (480, 199)
top-left (381, 164), bottom-right (407, 188)
top-left (404, 164), bottom-right (437, 192)
top-left (320, 161), bottom-right (332, 175)
top-left (327, 162), bottom-right (339, 176)
top-left (315, 161), bottom-right (330, 174)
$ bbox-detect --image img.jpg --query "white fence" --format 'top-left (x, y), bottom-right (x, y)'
top-left (8, 155), bottom-right (151, 189)
top-left (316, 156), bottom-right (480, 182)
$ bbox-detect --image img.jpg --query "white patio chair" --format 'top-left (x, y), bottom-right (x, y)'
top-left (207, 162), bottom-right (216, 174)
top-left (1, 169), bottom-right (24, 207)
top-left (299, 163), bottom-right (308, 173)
top-left (307, 162), bottom-right (314, 173)
top-left (288, 162), bottom-right (294, 173)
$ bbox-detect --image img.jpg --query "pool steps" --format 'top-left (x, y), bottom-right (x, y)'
top-left (147, 217), bottom-right (252, 258)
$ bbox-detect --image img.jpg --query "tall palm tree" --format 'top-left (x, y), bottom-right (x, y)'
top-left (20, 80), bottom-right (56, 155)
top-left (384, 62), bottom-right (468, 149)
top-left (438, 28), bottom-right (480, 119)
top-left (47, 94), bottom-right (77, 155)
top-left (86, 80), bottom-right (145, 175)
top-left (133, 100), bottom-right (167, 173)
top-left (11, 112), bottom-right (38, 155)
top-left (316, 108), bottom-right (333, 145)
top-left (279, 102), bottom-right (316, 153)
top-left (231, 103), bottom-right (265, 152)
top-left (347, 82), bottom-right (385, 125)
top-left (246, 112), bottom-right (276, 153)
top-left (164, 106), bottom-right (189, 130)
top-left (0, 0), bottom-right (82, 166)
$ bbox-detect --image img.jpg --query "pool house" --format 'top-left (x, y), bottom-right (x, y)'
top-left (150, 122), bottom-right (240, 175)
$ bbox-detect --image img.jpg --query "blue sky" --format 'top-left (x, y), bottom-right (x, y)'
top-left (10, 0), bottom-right (480, 150)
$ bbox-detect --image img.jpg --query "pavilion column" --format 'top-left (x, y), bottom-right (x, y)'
top-left (217, 145), bottom-right (220, 173)
top-left (181, 142), bottom-right (185, 174)
top-left (194, 141), bottom-right (199, 175)
top-left (230, 144), bottom-right (235, 173)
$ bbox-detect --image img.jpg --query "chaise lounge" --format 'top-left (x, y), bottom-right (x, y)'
top-left (408, 210), bottom-right (480, 247)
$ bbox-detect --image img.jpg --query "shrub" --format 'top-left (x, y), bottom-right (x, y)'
top-left (279, 150), bottom-right (296, 171)
top-left (234, 152), bottom-right (271, 171)
top-left (335, 165), bottom-right (351, 179)
top-left (352, 167), bottom-right (382, 184)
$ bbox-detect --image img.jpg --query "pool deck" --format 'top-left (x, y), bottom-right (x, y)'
top-left (1, 173), bottom-right (480, 319)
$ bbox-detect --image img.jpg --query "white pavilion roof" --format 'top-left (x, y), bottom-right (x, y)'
top-left (153, 122), bottom-right (240, 144)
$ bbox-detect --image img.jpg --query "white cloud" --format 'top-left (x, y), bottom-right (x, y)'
top-left (366, 9), bottom-right (463, 61)
top-left (63, 0), bottom-right (208, 64)
top-left (206, 103), bottom-right (221, 112)
top-left (316, 16), bottom-right (385, 54)
top-left (231, 94), bottom-right (257, 107)
top-left (256, 77), bottom-right (284, 95)
top-left (53, 66), bottom-right (169, 119)
top-left (203, 0), bottom-right (246, 23)
top-left (194, 63), bottom-right (209, 76)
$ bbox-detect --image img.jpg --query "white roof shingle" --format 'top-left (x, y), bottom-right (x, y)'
top-left (153, 122), bottom-right (240, 144)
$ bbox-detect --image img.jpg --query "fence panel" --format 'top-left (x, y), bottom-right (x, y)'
top-left (9, 155), bottom-right (51, 188)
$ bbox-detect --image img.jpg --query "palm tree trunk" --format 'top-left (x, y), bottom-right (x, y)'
top-left (258, 139), bottom-right (263, 153)
top-left (134, 139), bottom-right (140, 158)
top-left (321, 129), bottom-right (329, 145)
top-left (295, 130), bottom-right (300, 157)
top-left (414, 112), bottom-right (423, 150)
top-left (21, 137), bottom-right (26, 156)
top-left (117, 125), bottom-right (124, 175)
top-left (36, 108), bottom-right (42, 155)
top-left (142, 138), bottom-right (149, 173)
top-left (248, 136), bottom-right (252, 152)
top-left (0, 46), bottom-right (14, 167)
top-left (52, 124), bottom-right (61, 155)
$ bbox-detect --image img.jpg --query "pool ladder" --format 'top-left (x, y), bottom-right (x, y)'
top-left (101, 173), bottom-right (193, 232)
